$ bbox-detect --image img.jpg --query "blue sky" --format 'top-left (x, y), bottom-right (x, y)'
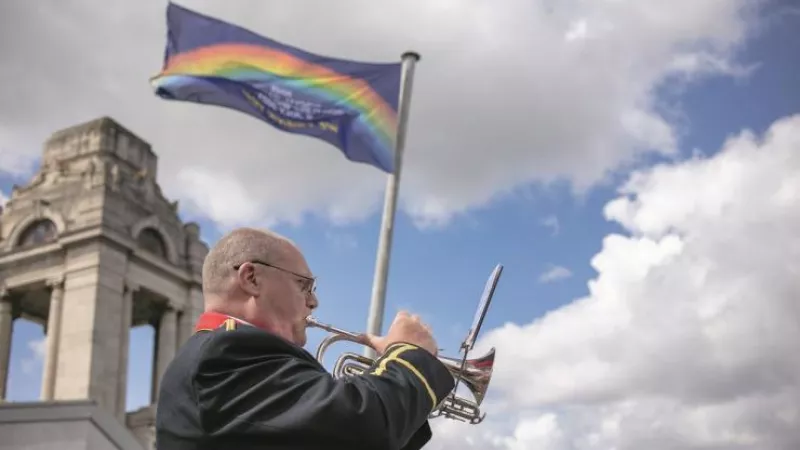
top-left (1, 1), bottom-right (798, 448)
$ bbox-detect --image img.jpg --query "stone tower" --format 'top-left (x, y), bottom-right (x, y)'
top-left (0, 117), bottom-right (209, 449)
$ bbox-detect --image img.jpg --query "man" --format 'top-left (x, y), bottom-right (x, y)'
top-left (155, 227), bottom-right (455, 450)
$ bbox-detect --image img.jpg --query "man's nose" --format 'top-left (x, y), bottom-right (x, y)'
top-left (307, 292), bottom-right (318, 310)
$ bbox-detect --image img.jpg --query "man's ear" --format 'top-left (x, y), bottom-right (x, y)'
top-left (237, 263), bottom-right (260, 296)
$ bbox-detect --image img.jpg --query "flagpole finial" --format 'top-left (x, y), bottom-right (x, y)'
top-left (401, 51), bottom-right (421, 62)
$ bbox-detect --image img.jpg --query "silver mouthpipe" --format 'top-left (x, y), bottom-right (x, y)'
top-left (305, 315), bottom-right (365, 342)
top-left (306, 315), bottom-right (373, 361)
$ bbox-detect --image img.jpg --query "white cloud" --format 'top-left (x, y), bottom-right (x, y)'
top-left (428, 114), bottom-right (800, 449)
top-left (29, 337), bottom-right (46, 360)
top-left (0, 0), bottom-right (761, 231)
top-left (541, 215), bottom-right (560, 236)
top-left (20, 337), bottom-right (46, 375)
top-left (538, 265), bottom-right (573, 283)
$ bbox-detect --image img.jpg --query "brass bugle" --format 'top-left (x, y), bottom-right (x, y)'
top-left (305, 315), bottom-right (495, 424)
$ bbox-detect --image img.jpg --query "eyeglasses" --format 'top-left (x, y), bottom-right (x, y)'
top-left (233, 260), bottom-right (317, 294)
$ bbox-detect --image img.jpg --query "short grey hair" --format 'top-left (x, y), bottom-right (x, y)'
top-left (201, 227), bottom-right (294, 295)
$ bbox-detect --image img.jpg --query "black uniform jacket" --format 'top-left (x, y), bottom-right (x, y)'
top-left (155, 312), bottom-right (456, 450)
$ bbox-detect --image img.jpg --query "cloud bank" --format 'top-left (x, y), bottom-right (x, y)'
top-left (429, 115), bottom-right (800, 449)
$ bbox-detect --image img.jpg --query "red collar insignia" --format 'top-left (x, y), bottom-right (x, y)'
top-left (194, 311), bottom-right (254, 332)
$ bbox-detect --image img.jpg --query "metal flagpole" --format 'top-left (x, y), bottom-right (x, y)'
top-left (364, 51), bottom-right (421, 358)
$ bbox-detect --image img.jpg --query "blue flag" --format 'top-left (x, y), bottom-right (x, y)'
top-left (151, 3), bottom-right (404, 173)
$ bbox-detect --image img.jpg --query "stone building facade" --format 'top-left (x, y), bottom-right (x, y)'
top-left (0, 117), bottom-right (209, 449)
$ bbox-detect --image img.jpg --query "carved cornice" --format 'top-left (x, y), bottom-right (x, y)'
top-left (46, 275), bottom-right (65, 289)
top-left (168, 301), bottom-right (185, 314)
top-left (0, 226), bottom-right (200, 287)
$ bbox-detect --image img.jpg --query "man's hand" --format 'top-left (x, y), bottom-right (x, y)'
top-left (366, 311), bottom-right (438, 357)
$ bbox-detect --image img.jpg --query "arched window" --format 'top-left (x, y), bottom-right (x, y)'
top-left (17, 219), bottom-right (58, 247)
top-left (137, 228), bottom-right (168, 258)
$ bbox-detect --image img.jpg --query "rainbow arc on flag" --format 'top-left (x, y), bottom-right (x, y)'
top-left (151, 3), bottom-right (404, 173)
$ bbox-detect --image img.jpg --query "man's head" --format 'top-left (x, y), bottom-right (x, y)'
top-left (202, 227), bottom-right (318, 346)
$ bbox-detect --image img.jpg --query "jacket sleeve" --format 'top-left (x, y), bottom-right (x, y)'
top-left (193, 330), bottom-right (455, 450)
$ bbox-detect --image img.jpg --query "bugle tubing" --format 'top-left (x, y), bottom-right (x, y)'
top-left (305, 315), bottom-right (495, 424)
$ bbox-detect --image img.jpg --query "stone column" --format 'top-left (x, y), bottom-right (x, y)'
top-left (116, 283), bottom-right (136, 421)
top-left (152, 305), bottom-right (178, 401)
top-left (41, 277), bottom-right (65, 401)
top-left (0, 292), bottom-right (13, 400)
